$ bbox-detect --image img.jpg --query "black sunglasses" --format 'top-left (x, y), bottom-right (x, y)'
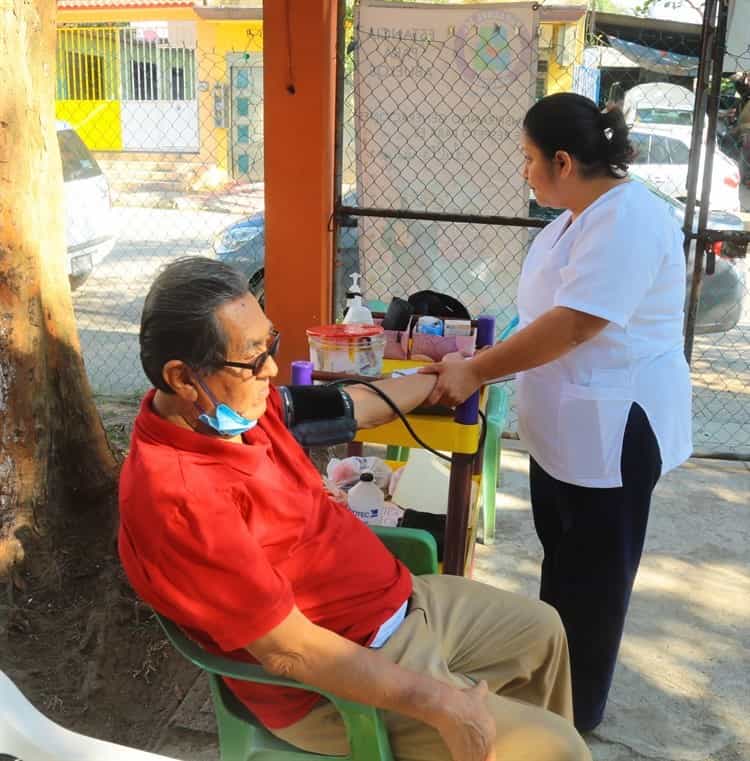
top-left (222, 330), bottom-right (281, 375)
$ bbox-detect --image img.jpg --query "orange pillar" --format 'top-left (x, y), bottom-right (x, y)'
top-left (263, 0), bottom-right (338, 384)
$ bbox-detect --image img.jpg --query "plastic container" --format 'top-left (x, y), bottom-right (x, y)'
top-left (408, 314), bottom-right (476, 362)
top-left (307, 324), bottom-right (386, 377)
top-left (342, 294), bottom-right (374, 325)
top-left (347, 472), bottom-right (385, 524)
top-left (415, 316), bottom-right (443, 335)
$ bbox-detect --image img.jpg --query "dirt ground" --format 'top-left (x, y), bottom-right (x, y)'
top-left (1, 395), bottom-right (198, 751)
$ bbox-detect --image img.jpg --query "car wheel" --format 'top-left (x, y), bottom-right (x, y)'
top-left (249, 271), bottom-right (265, 310)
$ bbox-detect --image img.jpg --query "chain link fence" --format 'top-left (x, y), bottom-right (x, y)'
top-left (58, 5), bottom-right (749, 456)
top-left (57, 22), bottom-right (266, 395)
top-left (335, 1), bottom-right (750, 457)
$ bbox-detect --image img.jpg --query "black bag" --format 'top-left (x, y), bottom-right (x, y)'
top-left (407, 290), bottom-right (471, 320)
top-left (400, 509), bottom-right (446, 562)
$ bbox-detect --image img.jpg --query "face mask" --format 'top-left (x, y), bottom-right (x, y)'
top-left (192, 374), bottom-right (258, 437)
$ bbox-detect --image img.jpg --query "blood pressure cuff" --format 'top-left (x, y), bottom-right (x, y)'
top-left (277, 384), bottom-right (357, 447)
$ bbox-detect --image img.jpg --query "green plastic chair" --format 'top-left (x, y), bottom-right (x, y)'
top-left (386, 316), bottom-right (517, 545)
top-left (480, 315), bottom-right (517, 545)
top-left (385, 380), bottom-right (510, 546)
top-left (480, 383), bottom-right (510, 545)
top-left (155, 526), bottom-right (437, 761)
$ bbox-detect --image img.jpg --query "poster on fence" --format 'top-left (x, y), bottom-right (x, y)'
top-left (724, 0), bottom-right (750, 71)
top-left (354, 0), bottom-right (539, 323)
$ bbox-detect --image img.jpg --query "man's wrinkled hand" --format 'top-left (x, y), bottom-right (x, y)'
top-left (435, 680), bottom-right (496, 761)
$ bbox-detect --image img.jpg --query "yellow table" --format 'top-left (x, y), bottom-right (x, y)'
top-left (347, 359), bottom-right (486, 576)
top-left (296, 314), bottom-right (499, 575)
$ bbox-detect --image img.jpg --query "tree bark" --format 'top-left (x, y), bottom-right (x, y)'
top-left (0, 0), bottom-right (118, 583)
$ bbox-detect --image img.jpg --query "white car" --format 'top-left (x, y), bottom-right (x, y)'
top-left (628, 125), bottom-right (741, 212)
top-left (56, 121), bottom-right (115, 288)
top-left (623, 82), bottom-right (695, 134)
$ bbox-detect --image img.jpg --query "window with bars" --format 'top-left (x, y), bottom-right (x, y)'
top-left (56, 24), bottom-right (197, 102)
top-left (536, 59), bottom-right (548, 100)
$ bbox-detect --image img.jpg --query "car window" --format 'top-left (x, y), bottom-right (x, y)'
top-left (629, 133), bottom-right (650, 164)
top-left (57, 129), bottom-right (101, 182)
top-left (648, 135), bottom-right (673, 164)
top-left (635, 108), bottom-right (693, 126)
top-left (666, 137), bottom-right (690, 164)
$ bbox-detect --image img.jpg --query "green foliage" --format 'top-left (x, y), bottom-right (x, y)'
top-left (633, 0), bottom-right (658, 16)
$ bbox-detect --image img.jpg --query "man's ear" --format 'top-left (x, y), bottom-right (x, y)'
top-left (554, 150), bottom-right (574, 178)
top-left (162, 361), bottom-right (198, 403)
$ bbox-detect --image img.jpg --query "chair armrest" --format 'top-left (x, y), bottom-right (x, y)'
top-left (498, 314), bottom-right (519, 342)
top-left (371, 526), bottom-right (438, 575)
top-left (486, 383), bottom-right (509, 426)
top-left (155, 614), bottom-right (299, 686)
top-left (156, 614), bottom-right (371, 709)
top-left (155, 613), bottom-right (394, 760)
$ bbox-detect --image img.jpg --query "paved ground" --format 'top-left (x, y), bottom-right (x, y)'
top-left (150, 445), bottom-right (750, 761)
top-left (473, 446), bottom-right (750, 761)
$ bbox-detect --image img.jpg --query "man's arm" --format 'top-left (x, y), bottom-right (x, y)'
top-left (346, 373), bottom-right (438, 430)
top-left (248, 606), bottom-right (496, 761)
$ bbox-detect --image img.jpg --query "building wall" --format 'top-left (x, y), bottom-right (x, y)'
top-left (546, 16), bottom-right (587, 95)
top-left (195, 19), bottom-right (263, 176)
top-left (55, 8), bottom-right (263, 179)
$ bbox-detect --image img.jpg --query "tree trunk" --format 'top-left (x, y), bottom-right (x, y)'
top-left (0, 0), bottom-right (118, 583)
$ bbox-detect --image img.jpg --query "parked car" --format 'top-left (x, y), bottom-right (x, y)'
top-left (623, 82), bottom-right (742, 209)
top-left (628, 125), bottom-right (741, 212)
top-left (57, 121), bottom-right (115, 289)
top-left (214, 179), bottom-right (746, 335)
top-left (623, 82), bottom-right (695, 132)
top-left (213, 192), bottom-right (360, 310)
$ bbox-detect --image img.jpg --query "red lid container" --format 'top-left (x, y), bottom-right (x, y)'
top-left (306, 324), bottom-right (384, 339)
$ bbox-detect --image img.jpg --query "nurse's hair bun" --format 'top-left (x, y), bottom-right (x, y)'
top-left (599, 107), bottom-right (632, 175)
top-left (523, 93), bottom-right (633, 179)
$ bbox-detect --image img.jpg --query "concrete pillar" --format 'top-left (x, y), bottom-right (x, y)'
top-left (263, 0), bottom-right (338, 384)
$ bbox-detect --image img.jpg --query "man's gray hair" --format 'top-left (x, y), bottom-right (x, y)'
top-left (140, 256), bottom-right (249, 393)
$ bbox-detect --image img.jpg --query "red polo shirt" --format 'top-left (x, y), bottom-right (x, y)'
top-left (118, 387), bottom-right (412, 729)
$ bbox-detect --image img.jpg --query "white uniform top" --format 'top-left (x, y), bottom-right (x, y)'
top-left (516, 181), bottom-right (693, 488)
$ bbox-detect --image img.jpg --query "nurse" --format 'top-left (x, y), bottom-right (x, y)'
top-left (421, 92), bottom-right (692, 732)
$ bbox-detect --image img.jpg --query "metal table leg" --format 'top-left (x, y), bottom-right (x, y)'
top-left (443, 452), bottom-right (475, 575)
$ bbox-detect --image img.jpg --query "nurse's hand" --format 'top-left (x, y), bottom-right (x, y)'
top-left (420, 356), bottom-right (483, 407)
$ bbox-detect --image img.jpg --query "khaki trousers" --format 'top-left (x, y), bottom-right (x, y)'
top-left (271, 575), bottom-right (591, 761)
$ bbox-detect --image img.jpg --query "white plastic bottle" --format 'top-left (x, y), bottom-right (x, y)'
top-left (342, 293), bottom-right (374, 325)
top-left (344, 272), bottom-right (363, 311)
top-left (343, 272), bottom-right (374, 325)
top-left (347, 472), bottom-right (384, 524)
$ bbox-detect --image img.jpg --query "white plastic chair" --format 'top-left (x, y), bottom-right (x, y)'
top-left (0, 670), bottom-right (183, 761)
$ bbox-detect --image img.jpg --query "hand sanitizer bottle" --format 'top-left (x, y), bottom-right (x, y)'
top-left (342, 273), bottom-right (374, 325)
top-left (345, 272), bottom-right (363, 311)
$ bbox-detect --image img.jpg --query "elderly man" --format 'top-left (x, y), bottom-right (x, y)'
top-left (118, 257), bottom-right (590, 761)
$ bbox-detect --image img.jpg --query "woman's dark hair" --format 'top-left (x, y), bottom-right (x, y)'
top-left (140, 256), bottom-right (249, 392)
top-left (523, 92), bottom-right (632, 178)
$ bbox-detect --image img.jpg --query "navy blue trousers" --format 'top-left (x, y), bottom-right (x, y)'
top-left (530, 403), bottom-right (662, 732)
